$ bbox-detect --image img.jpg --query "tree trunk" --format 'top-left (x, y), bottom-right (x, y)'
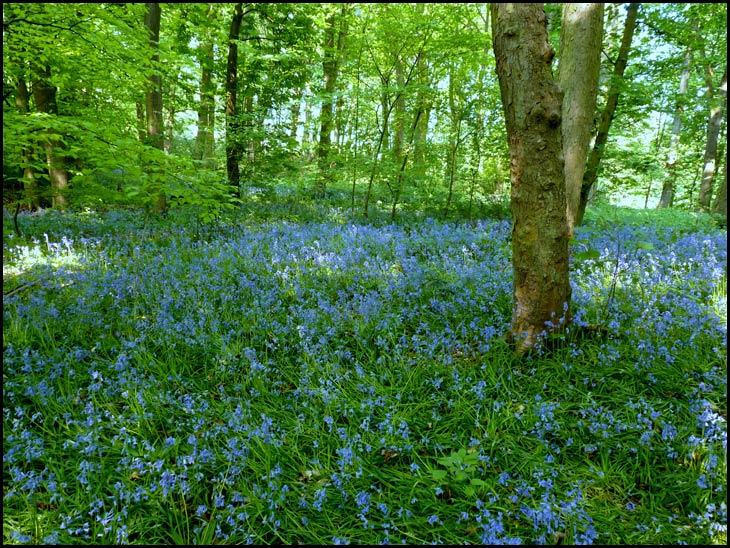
top-left (444, 60), bottom-right (463, 217)
top-left (144, 2), bottom-right (166, 212)
top-left (15, 74), bottom-right (40, 210)
top-left (658, 50), bottom-right (692, 209)
top-left (290, 87), bottom-right (302, 143)
top-left (315, 5), bottom-right (347, 198)
top-left (136, 101), bottom-right (146, 142)
top-left (32, 64), bottom-right (68, 209)
top-left (412, 52), bottom-right (431, 185)
top-left (194, 6), bottom-right (216, 169)
top-left (491, 3), bottom-right (572, 355)
top-left (558, 3), bottom-right (603, 237)
top-left (144, 3), bottom-right (163, 150)
top-left (577, 2), bottom-right (639, 226)
top-left (711, 161), bottom-right (727, 219)
top-left (225, 2), bottom-right (244, 196)
top-left (698, 68), bottom-right (727, 211)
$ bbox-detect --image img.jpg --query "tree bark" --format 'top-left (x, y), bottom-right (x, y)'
top-left (315, 5), bottom-right (347, 198)
top-left (194, 5), bottom-right (216, 169)
top-left (557, 3), bottom-right (603, 237)
top-left (412, 51), bottom-right (431, 185)
top-left (491, 3), bottom-right (572, 355)
top-left (225, 3), bottom-right (244, 196)
top-left (15, 73), bottom-right (40, 210)
top-left (711, 161), bottom-right (727, 219)
top-left (577, 2), bottom-right (639, 226)
top-left (144, 3), bottom-right (163, 150)
top-left (32, 64), bottom-right (69, 208)
top-left (698, 68), bottom-right (727, 211)
top-left (144, 2), bottom-right (166, 212)
top-left (195, 38), bottom-right (216, 169)
top-left (658, 50), bottom-right (692, 209)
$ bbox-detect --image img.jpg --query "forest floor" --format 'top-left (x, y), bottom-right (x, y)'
top-left (3, 202), bottom-right (727, 545)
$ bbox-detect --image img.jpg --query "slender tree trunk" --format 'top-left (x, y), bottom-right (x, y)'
top-left (711, 161), bottom-right (727, 219)
top-left (15, 74), bottom-right (40, 210)
top-left (144, 2), bottom-right (166, 212)
top-left (558, 3), bottom-right (603, 237)
top-left (491, 3), bottom-right (571, 355)
top-left (303, 84), bottom-right (315, 162)
top-left (698, 68), bottom-right (727, 211)
top-left (392, 55), bottom-right (406, 178)
top-left (290, 87), bottom-right (302, 143)
top-left (316, 5), bottom-right (347, 198)
top-left (136, 101), bottom-right (146, 142)
top-left (144, 3), bottom-right (163, 151)
top-left (32, 64), bottom-right (68, 208)
top-left (195, 27), bottom-right (216, 169)
top-left (412, 53), bottom-right (431, 185)
top-left (577, 2), bottom-right (639, 226)
top-left (164, 82), bottom-right (175, 155)
top-left (225, 3), bottom-right (244, 196)
top-left (658, 50), bottom-right (692, 209)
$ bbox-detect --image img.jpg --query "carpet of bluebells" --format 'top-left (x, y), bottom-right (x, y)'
top-left (3, 205), bottom-right (727, 545)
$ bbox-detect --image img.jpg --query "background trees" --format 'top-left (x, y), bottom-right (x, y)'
top-left (2, 2), bottom-right (727, 222)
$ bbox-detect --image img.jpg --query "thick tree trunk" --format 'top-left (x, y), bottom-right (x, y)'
top-left (658, 50), bottom-right (692, 209)
top-left (577, 3), bottom-right (639, 226)
top-left (32, 64), bottom-right (68, 208)
top-left (558, 3), bottom-right (603, 237)
top-left (491, 3), bottom-right (572, 355)
top-left (225, 3), bottom-right (244, 196)
top-left (698, 68), bottom-right (727, 211)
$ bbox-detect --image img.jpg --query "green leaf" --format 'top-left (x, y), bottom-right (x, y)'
top-left (431, 469), bottom-right (448, 481)
top-left (574, 249), bottom-right (601, 261)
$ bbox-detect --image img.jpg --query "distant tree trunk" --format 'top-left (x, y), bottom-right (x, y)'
top-left (444, 60), bottom-right (463, 217)
top-left (315, 5), bottom-right (347, 198)
top-left (195, 37), bottom-right (216, 169)
top-left (379, 86), bottom-right (391, 155)
top-left (144, 2), bottom-right (166, 212)
top-left (658, 50), bottom-right (692, 209)
top-left (225, 2), bottom-right (244, 196)
top-left (558, 2), bottom-right (603, 237)
top-left (303, 84), bottom-right (315, 162)
top-left (711, 161), bottom-right (727, 219)
top-left (577, 2), bottom-right (639, 226)
top-left (15, 74), bottom-right (40, 209)
top-left (491, 3), bottom-right (571, 355)
top-left (136, 101), bottom-right (146, 142)
top-left (392, 55), bottom-right (406, 176)
top-left (412, 51), bottom-right (431, 185)
top-left (32, 64), bottom-right (68, 208)
top-left (290, 87), bottom-right (302, 142)
top-left (164, 81), bottom-right (176, 155)
top-left (698, 68), bottom-right (727, 211)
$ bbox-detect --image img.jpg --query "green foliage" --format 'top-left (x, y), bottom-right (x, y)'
top-left (431, 448), bottom-right (487, 498)
top-left (2, 2), bottom-right (726, 219)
